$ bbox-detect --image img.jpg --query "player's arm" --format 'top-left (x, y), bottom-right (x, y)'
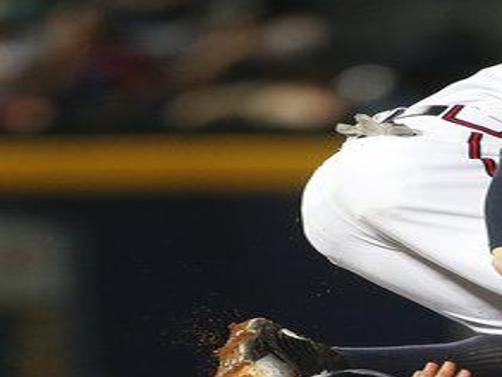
top-left (493, 247), bottom-right (502, 276)
top-left (485, 159), bottom-right (502, 277)
top-left (411, 362), bottom-right (471, 377)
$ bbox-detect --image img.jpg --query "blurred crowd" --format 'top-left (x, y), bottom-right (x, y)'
top-left (0, 0), bottom-right (501, 134)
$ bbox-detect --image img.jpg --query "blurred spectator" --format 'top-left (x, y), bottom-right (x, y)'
top-left (165, 81), bottom-right (345, 131)
top-left (0, 0), bottom-right (500, 134)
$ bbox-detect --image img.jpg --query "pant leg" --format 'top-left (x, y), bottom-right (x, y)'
top-left (301, 136), bottom-right (502, 334)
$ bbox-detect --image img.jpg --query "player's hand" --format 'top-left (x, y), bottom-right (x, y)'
top-left (491, 247), bottom-right (502, 277)
top-left (411, 361), bottom-right (471, 377)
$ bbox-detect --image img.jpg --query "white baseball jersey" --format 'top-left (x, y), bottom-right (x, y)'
top-left (301, 64), bottom-right (502, 335)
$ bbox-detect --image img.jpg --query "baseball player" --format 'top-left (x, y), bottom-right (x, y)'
top-left (214, 64), bottom-right (502, 377)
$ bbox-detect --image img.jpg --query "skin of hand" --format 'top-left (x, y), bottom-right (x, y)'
top-left (411, 361), bottom-right (471, 377)
top-left (492, 247), bottom-right (502, 276)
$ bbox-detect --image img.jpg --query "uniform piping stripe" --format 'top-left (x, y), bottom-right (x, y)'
top-left (468, 132), bottom-right (481, 159)
top-left (443, 105), bottom-right (502, 138)
top-left (483, 158), bottom-right (498, 177)
top-left (467, 132), bottom-right (497, 176)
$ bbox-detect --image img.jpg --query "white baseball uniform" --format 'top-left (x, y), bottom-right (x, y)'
top-left (301, 64), bottom-right (502, 335)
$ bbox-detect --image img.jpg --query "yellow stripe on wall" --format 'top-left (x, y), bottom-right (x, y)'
top-left (0, 135), bottom-right (341, 195)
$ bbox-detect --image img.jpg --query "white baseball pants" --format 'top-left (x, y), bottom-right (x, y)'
top-left (301, 114), bottom-right (502, 335)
